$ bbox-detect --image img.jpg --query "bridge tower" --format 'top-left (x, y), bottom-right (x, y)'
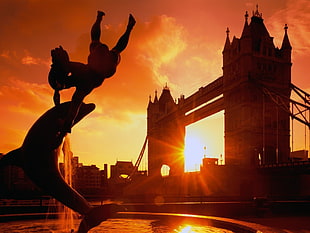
top-left (147, 86), bottom-right (185, 177)
top-left (222, 7), bottom-right (292, 165)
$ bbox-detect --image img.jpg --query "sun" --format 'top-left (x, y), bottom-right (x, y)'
top-left (184, 111), bottom-right (225, 172)
top-left (184, 134), bottom-right (205, 172)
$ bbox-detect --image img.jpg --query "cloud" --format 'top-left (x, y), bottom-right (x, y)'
top-left (67, 14), bottom-right (190, 124)
top-left (0, 12), bottom-right (192, 154)
top-left (21, 54), bottom-right (49, 66)
top-left (130, 14), bottom-right (224, 99)
top-left (0, 78), bottom-right (52, 116)
top-left (161, 37), bottom-right (224, 97)
top-left (136, 15), bottom-right (187, 87)
top-left (0, 78), bottom-right (53, 152)
top-left (88, 14), bottom-right (224, 123)
top-left (0, 48), bottom-right (51, 86)
top-left (267, 0), bottom-right (310, 55)
top-left (263, 0), bottom-right (310, 90)
top-left (0, 3), bottom-right (223, 129)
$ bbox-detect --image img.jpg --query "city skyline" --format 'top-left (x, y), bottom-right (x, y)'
top-left (0, 0), bottom-right (309, 170)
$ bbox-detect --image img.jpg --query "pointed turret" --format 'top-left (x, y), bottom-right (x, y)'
top-left (249, 5), bottom-right (271, 52)
top-left (280, 24), bottom-right (292, 62)
top-left (147, 95), bottom-right (153, 111)
top-left (147, 90), bottom-right (159, 112)
top-left (241, 11), bottom-right (250, 38)
top-left (223, 27), bottom-right (231, 65)
top-left (158, 85), bottom-right (176, 113)
top-left (224, 27), bottom-right (231, 51)
top-left (281, 24), bottom-right (292, 50)
top-left (154, 90), bottom-right (159, 103)
top-left (252, 4), bottom-right (263, 18)
top-left (148, 95), bottom-right (152, 104)
top-left (239, 11), bottom-right (252, 54)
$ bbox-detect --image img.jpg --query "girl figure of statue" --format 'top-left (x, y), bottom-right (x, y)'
top-left (48, 11), bottom-right (136, 136)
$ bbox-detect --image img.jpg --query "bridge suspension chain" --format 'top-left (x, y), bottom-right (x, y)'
top-left (251, 79), bottom-right (309, 154)
top-left (127, 136), bottom-right (148, 180)
top-left (259, 82), bottom-right (310, 128)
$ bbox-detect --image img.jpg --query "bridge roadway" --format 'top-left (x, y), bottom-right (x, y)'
top-left (259, 160), bottom-right (310, 174)
top-left (155, 76), bottom-right (224, 126)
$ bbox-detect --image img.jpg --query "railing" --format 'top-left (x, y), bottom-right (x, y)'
top-left (259, 160), bottom-right (310, 168)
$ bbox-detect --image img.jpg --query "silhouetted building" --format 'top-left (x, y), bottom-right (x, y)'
top-left (0, 165), bottom-right (40, 197)
top-left (75, 164), bottom-right (101, 195)
top-left (110, 161), bottom-right (135, 179)
top-left (147, 7), bottom-right (292, 179)
top-left (147, 86), bottom-right (185, 178)
top-left (1, 152), bottom-right (112, 197)
top-left (223, 8), bottom-right (291, 165)
top-left (100, 163), bottom-right (108, 186)
top-left (290, 150), bottom-right (309, 162)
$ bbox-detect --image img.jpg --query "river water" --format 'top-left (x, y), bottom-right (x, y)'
top-left (0, 218), bottom-right (234, 233)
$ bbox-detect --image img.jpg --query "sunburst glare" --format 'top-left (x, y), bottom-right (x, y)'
top-left (184, 134), bottom-right (205, 172)
top-left (184, 111), bottom-right (224, 172)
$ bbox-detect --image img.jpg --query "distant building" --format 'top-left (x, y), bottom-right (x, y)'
top-left (110, 161), bottom-right (135, 179)
top-left (0, 154), bottom-right (106, 197)
top-left (100, 163), bottom-right (108, 185)
top-left (0, 165), bottom-right (40, 197)
top-left (290, 150), bottom-right (309, 162)
top-left (76, 165), bottom-right (101, 193)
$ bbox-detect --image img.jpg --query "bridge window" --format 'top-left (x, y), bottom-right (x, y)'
top-left (161, 165), bottom-right (170, 177)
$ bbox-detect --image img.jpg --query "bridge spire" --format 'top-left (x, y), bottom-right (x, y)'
top-left (281, 24), bottom-right (292, 50)
top-left (224, 27), bottom-right (230, 50)
top-left (241, 11), bottom-right (250, 38)
top-left (253, 4), bottom-right (262, 18)
top-left (154, 90), bottom-right (158, 102)
top-left (245, 10), bottom-right (249, 24)
top-left (280, 24), bottom-right (292, 62)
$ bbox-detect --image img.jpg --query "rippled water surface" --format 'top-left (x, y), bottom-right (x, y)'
top-left (0, 218), bottom-right (234, 233)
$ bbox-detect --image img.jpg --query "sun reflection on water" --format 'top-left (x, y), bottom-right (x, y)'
top-left (175, 224), bottom-right (233, 233)
top-left (176, 225), bottom-right (194, 233)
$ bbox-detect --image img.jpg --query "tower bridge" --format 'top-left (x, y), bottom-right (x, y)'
top-left (145, 8), bottom-right (309, 179)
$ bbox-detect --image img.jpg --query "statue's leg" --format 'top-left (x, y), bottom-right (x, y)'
top-left (90, 11), bottom-right (105, 42)
top-left (111, 14), bottom-right (136, 53)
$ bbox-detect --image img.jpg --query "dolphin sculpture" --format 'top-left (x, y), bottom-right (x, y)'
top-left (0, 102), bottom-right (121, 232)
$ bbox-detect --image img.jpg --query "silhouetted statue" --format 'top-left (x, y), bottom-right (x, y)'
top-left (0, 10), bottom-right (134, 232)
top-left (48, 11), bottom-right (136, 136)
top-left (0, 102), bottom-right (123, 233)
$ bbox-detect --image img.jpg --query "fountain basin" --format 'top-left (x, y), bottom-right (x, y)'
top-left (0, 211), bottom-right (284, 232)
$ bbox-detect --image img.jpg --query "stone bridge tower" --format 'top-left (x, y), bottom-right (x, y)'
top-left (147, 7), bottom-right (292, 177)
top-left (147, 86), bottom-right (185, 177)
top-left (223, 8), bottom-right (292, 165)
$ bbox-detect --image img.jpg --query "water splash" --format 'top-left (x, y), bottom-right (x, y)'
top-left (57, 135), bottom-right (77, 232)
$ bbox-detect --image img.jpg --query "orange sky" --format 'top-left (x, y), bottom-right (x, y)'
top-left (0, 0), bottom-right (309, 170)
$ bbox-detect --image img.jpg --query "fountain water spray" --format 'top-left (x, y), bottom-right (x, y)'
top-left (58, 135), bottom-right (76, 232)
